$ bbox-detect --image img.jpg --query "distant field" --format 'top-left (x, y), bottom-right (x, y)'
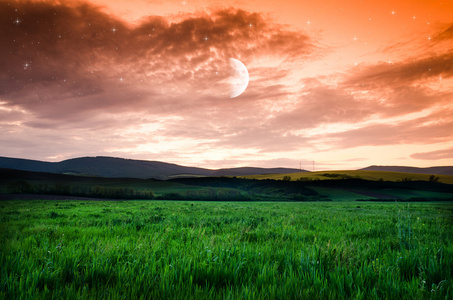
top-left (0, 170), bottom-right (223, 198)
top-left (308, 187), bottom-right (376, 201)
top-left (2, 167), bottom-right (453, 202)
top-left (1, 200), bottom-right (452, 298)
top-left (310, 186), bottom-right (453, 201)
top-left (243, 170), bottom-right (453, 184)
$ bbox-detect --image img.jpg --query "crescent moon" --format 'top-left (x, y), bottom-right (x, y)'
top-left (229, 58), bottom-right (249, 98)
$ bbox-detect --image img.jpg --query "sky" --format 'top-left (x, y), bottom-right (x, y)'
top-left (1, 0), bottom-right (452, 170)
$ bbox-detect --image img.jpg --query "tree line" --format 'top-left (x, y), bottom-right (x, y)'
top-left (7, 181), bottom-right (155, 199)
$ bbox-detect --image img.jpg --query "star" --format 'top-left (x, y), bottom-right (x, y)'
top-left (13, 18), bottom-right (21, 25)
top-left (306, 20), bottom-right (311, 25)
top-left (353, 36), bottom-right (358, 41)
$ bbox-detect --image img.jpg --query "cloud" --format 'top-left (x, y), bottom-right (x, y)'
top-left (344, 52), bottom-right (453, 89)
top-left (0, 0), bottom-right (313, 128)
top-left (410, 147), bottom-right (453, 160)
top-left (374, 86), bottom-right (451, 118)
top-left (338, 23), bottom-right (453, 121)
top-left (434, 24), bottom-right (453, 41)
top-left (343, 22), bottom-right (453, 108)
top-left (326, 108), bottom-right (453, 149)
top-left (1, 1), bottom-right (451, 167)
top-left (0, 0), bottom-right (318, 161)
top-left (272, 86), bottom-right (376, 129)
top-left (211, 126), bottom-right (312, 152)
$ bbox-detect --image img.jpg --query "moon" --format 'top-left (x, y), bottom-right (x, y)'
top-left (229, 58), bottom-right (249, 98)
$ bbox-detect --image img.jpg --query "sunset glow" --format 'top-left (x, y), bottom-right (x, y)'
top-left (1, 0), bottom-right (452, 169)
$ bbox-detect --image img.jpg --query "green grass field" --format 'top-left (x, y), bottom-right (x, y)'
top-left (0, 176), bottom-right (202, 198)
top-left (243, 170), bottom-right (453, 185)
top-left (309, 187), bottom-right (453, 201)
top-left (1, 199), bottom-right (452, 299)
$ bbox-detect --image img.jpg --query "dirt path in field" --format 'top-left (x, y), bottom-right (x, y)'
top-left (0, 194), bottom-right (123, 201)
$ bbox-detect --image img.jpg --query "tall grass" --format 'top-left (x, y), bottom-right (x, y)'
top-left (396, 202), bottom-right (412, 250)
top-left (0, 200), bottom-right (452, 298)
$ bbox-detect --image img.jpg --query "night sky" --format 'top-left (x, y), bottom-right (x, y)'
top-left (1, 0), bottom-right (452, 170)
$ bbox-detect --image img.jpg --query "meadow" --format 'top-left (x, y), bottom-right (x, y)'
top-left (3, 168), bottom-right (453, 202)
top-left (1, 199), bottom-right (452, 299)
top-left (243, 170), bottom-right (453, 185)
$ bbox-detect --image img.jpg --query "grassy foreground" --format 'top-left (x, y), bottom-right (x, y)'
top-left (1, 200), bottom-right (452, 299)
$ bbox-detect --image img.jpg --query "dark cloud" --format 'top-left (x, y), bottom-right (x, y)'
top-left (345, 23), bottom-right (453, 91)
top-left (344, 52), bottom-right (453, 89)
top-left (410, 147), bottom-right (453, 160)
top-left (434, 24), bottom-right (453, 41)
top-left (134, 9), bottom-right (312, 59)
top-left (339, 23), bottom-right (453, 122)
top-left (0, 0), bottom-right (312, 126)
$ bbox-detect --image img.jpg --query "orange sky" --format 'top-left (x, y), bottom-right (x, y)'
top-left (0, 0), bottom-right (452, 169)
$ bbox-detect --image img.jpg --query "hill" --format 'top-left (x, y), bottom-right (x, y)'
top-left (0, 168), bottom-right (319, 201)
top-left (361, 165), bottom-right (453, 175)
top-left (0, 167), bottom-right (195, 197)
top-left (0, 156), bottom-right (304, 179)
top-left (1, 168), bottom-right (452, 202)
top-left (241, 170), bottom-right (453, 185)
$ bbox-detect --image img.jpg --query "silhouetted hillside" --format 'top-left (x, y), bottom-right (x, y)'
top-left (211, 167), bottom-right (306, 177)
top-left (0, 156), bottom-right (304, 179)
top-left (361, 165), bottom-right (453, 175)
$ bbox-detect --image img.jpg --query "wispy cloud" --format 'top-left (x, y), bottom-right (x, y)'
top-left (411, 147), bottom-right (453, 160)
top-left (326, 108), bottom-right (453, 149)
top-left (344, 52), bottom-right (453, 88)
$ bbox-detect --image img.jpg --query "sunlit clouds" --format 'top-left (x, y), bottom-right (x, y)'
top-left (1, 0), bottom-right (452, 169)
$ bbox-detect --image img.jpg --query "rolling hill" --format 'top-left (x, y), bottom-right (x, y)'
top-left (361, 165), bottom-right (453, 175)
top-left (0, 156), bottom-right (304, 179)
top-left (242, 170), bottom-right (453, 184)
top-left (1, 168), bottom-right (452, 202)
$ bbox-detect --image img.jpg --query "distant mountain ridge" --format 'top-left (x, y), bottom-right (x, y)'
top-left (0, 156), bottom-right (305, 179)
top-left (361, 165), bottom-right (453, 176)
